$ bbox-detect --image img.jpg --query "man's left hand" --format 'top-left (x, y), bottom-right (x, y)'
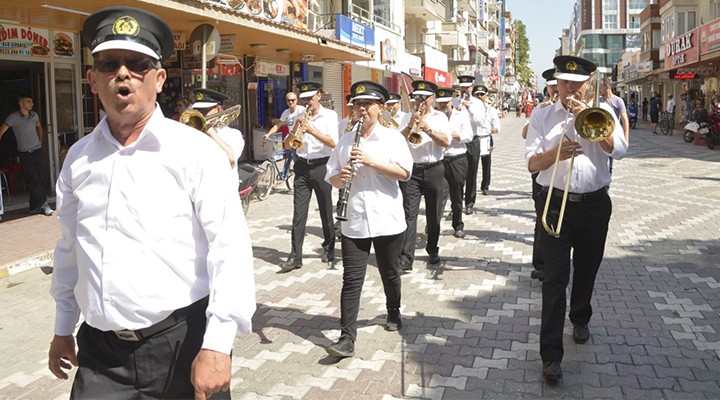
top-left (191, 349), bottom-right (231, 400)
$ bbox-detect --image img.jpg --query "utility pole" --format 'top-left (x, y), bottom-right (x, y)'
top-left (499, 0), bottom-right (506, 113)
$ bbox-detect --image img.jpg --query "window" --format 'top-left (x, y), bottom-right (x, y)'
top-left (676, 11), bottom-right (696, 36)
top-left (607, 34), bottom-right (624, 49)
top-left (603, 0), bottom-right (618, 12)
top-left (629, 15), bottom-right (640, 30)
top-left (604, 15), bottom-right (618, 29)
top-left (628, 0), bottom-right (647, 11)
top-left (374, 0), bottom-right (392, 28)
top-left (715, 1), bottom-right (720, 20)
top-left (584, 34), bottom-right (603, 49)
top-left (661, 14), bottom-right (674, 43)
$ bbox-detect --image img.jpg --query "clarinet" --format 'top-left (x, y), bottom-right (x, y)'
top-left (336, 115), bottom-right (365, 221)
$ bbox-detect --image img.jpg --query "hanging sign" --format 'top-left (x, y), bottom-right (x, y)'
top-left (0, 24), bottom-right (50, 57)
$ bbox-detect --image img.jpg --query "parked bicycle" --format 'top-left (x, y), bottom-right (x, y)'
top-left (255, 134), bottom-right (295, 201)
top-left (659, 111), bottom-right (675, 135)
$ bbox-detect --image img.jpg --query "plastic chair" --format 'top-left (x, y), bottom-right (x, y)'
top-left (0, 168), bottom-right (9, 200)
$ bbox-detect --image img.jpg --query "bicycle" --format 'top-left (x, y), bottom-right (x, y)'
top-left (255, 135), bottom-right (295, 201)
top-left (659, 111), bottom-right (675, 135)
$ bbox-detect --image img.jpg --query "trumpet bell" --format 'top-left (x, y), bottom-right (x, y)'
top-left (574, 107), bottom-right (615, 142)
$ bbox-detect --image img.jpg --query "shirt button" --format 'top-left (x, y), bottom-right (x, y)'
top-left (104, 295), bottom-right (111, 301)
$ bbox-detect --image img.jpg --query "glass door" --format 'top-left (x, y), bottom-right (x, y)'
top-left (48, 63), bottom-right (81, 185)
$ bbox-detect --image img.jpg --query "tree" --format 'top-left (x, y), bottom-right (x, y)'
top-left (513, 20), bottom-right (533, 89)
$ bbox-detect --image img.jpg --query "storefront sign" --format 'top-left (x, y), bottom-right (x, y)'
top-left (699, 17), bottom-right (720, 55)
top-left (335, 14), bottom-right (374, 48)
top-left (0, 24), bottom-right (50, 57)
top-left (52, 31), bottom-right (75, 59)
top-left (409, 67), bottom-right (421, 76)
top-left (664, 28), bottom-right (699, 70)
top-left (254, 60), bottom-right (289, 77)
top-left (423, 66), bottom-right (451, 86)
top-left (220, 35), bottom-right (234, 53)
top-left (380, 38), bottom-right (396, 64)
top-left (173, 32), bottom-right (186, 51)
top-left (670, 70), bottom-right (696, 79)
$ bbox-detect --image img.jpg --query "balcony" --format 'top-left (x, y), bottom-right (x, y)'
top-left (405, 0), bottom-right (447, 21)
top-left (456, 0), bottom-right (478, 16)
top-left (439, 31), bottom-right (468, 49)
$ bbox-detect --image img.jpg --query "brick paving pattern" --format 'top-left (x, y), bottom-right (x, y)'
top-left (1, 116), bottom-right (719, 399)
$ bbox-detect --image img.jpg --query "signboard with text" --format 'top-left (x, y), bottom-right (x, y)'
top-left (423, 66), bottom-right (452, 86)
top-left (699, 17), bottom-right (720, 55)
top-left (335, 14), bottom-right (374, 48)
top-left (664, 28), bottom-right (699, 71)
top-left (0, 24), bottom-right (50, 58)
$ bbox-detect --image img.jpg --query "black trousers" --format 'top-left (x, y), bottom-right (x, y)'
top-left (399, 163), bottom-right (444, 265)
top-left (70, 302), bottom-right (228, 399)
top-left (339, 233), bottom-right (403, 341)
top-left (19, 150), bottom-right (47, 210)
top-left (464, 137), bottom-right (480, 208)
top-left (480, 153), bottom-right (491, 191)
top-left (443, 155), bottom-right (468, 231)
top-left (290, 158), bottom-right (335, 260)
top-left (539, 190), bottom-right (611, 362)
top-left (531, 172), bottom-right (544, 272)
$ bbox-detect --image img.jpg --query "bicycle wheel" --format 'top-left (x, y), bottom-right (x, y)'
top-left (660, 119), bottom-right (669, 135)
top-left (255, 160), bottom-right (276, 201)
top-left (285, 168), bottom-right (295, 191)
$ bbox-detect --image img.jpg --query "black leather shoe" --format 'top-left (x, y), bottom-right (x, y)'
top-left (481, 189), bottom-right (489, 195)
top-left (542, 361), bottom-right (562, 381)
top-left (464, 206), bottom-right (474, 215)
top-left (321, 250), bottom-right (335, 264)
top-left (445, 212), bottom-right (453, 221)
top-left (453, 229), bottom-right (466, 239)
top-left (386, 309), bottom-right (402, 331)
top-left (279, 258), bottom-right (302, 273)
top-left (530, 270), bottom-right (545, 281)
top-left (398, 258), bottom-right (412, 273)
top-left (326, 336), bottom-right (355, 358)
top-left (428, 253), bottom-right (441, 265)
top-left (573, 324), bottom-right (590, 344)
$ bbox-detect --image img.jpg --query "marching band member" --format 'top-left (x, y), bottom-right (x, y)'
top-left (324, 80), bottom-right (413, 358)
top-left (456, 76), bottom-right (488, 214)
top-left (279, 82), bottom-right (338, 272)
top-left (436, 87), bottom-right (473, 239)
top-left (397, 81), bottom-right (451, 271)
top-left (338, 94), bottom-right (359, 136)
top-left (190, 88), bottom-right (245, 174)
top-left (474, 85), bottom-right (497, 196)
top-left (525, 55), bottom-right (627, 382)
top-left (385, 93), bottom-right (406, 127)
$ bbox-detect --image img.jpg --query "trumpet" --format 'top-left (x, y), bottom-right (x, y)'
top-left (336, 115), bottom-right (365, 221)
top-left (541, 72), bottom-right (615, 238)
top-left (407, 101), bottom-right (426, 144)
top-left (288, 104), bottom-right (312, 149)
top-left (180, 105), bottom-right (242, 133)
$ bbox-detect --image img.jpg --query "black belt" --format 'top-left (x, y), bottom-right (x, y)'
top-left (542, 186), bottom-right (608, 203)
top-left (443, 153), bottom-right (466, 162)
top-left (414, 160), bottom-right (442, 170)
top-left (114, 296), bottom-right (209, 341)
top-left (297, 156), bottom-right (329, 165)
top-left (19, 149), bottom-right (40, 154)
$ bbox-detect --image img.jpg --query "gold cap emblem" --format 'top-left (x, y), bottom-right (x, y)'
top-left (112, 16), bottom-right (140, 36)
top-left (418, 83), bottom-right (426, 89)
top-left (566, 61), bottom-right (577, 71)
top-left (195, 92), bottom-right (204, 101)
top-left (301, 84), bottom-right (308, 91)
top-left (355, 85), bottom-right (365, 94)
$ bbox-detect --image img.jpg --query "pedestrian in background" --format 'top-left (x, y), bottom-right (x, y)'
top-left (650, 92), bottom-right (662, 134)
top-left (525, 55), bottom-right (627, 382)
top-left (0, 94), bottom-right (53, 216)
top-left (48, 7), bottom-right (256, 399)
top-left (190, 88), bottom-right (245, 174)
top-left (324, 80), bottom-right (413, 358)
top-left (642, 97), bottom-right (648, 122)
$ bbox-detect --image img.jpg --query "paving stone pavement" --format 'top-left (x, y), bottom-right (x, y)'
top-left (1, 116), bottom-right (719, 399)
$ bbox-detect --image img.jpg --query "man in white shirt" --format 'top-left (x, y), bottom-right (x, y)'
top-left (666, 93), bottom-right (677, 131)
top-left (474, 85), bottom-right (497, 196)
top-left (397, 80), bottom-right (451, 271)
top-left (279, 81), bottom-right (338, 272)
top-left (48, 6), bottom-right (256, 399)
top-left (526, 55), bottom-right (627, 383)
top-left (437, 87), bottom-right (473, 239)
top-left (385, 93), bottom-right (406, 127)
top-left (456, 76), bottom-right (489, 214)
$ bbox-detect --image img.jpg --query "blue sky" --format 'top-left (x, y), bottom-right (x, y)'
top-left (506, 0), bottom-right (577, 89)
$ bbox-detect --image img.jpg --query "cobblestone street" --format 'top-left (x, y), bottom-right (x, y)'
top-left (1, 115), bottom-right (719, 399)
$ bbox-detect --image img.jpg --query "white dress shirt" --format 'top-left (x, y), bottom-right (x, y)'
top-left (399, 108), bottom-right (452, 163)
top-left (338, 116), bottom-right (359, 137)
top-left (325, 124), bottom-right (413, 238)
top-left (525, 100), bottom-right (628, 193)
top-left (51, 106), bottom-right (256, 355)
top-left (216, 125), bottom-right (245, 175)
top-left (444, 108), bottom-right (473, 157)
top-left (281, 106), bottom-right (306, 132)
top-left (466, 97), bottom-right (490, 137)
top-left (392, 110), bottom-right (406, 127)
top-left (296, 105), bottom-right (339, 160)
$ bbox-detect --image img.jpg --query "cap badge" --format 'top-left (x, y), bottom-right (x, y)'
top-left (112, 16), bottom-right (140, 37)
top-left (195, 92), bottom-right (204, 101)
top-left (418, 83), bottom-right (426, 89)
top-left (566, 61), bottom-right (577, 71)
top-left (356, 85), bottom-right (365, 94)
top-left (300, 84), bottom-right (308, 91)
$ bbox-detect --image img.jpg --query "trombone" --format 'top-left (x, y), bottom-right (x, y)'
top-left (541, 72), bottom-right (615, 238)
top-left (180, 105), bottom-right (242, 133)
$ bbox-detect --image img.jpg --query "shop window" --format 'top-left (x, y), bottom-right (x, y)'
top-left (715, 1), bottom-right (720, 20)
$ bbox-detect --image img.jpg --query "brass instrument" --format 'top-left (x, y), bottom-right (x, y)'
top-left (541, 72), bottom-right (615, 238)
top-left (407, 101), bottom-right (426, 144)
top-left (180, 105), bottom-right (242, 132)
top-left (345, 109), bottom-right (357, 134)
top-left (288, 104), bottom-right (312, 149)
top-left (379, 109), bottom-right (400, 128)
top-left (336, 115), bottom-right (365, 221)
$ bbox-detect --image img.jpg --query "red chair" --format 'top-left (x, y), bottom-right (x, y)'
top-left (0, 162), bottom-right (22, 195)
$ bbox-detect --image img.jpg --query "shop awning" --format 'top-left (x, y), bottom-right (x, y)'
top-left (1, 0), bottom-right (374, 62)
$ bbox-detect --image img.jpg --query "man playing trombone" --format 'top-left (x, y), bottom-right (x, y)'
top-left (525, 56), bottom-right (627, 382)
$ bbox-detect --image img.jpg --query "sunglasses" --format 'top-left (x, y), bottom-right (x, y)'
top-left (287, 98), bottom-right (297, 102)
top-left (94, 57), bottom-right (159, 74)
